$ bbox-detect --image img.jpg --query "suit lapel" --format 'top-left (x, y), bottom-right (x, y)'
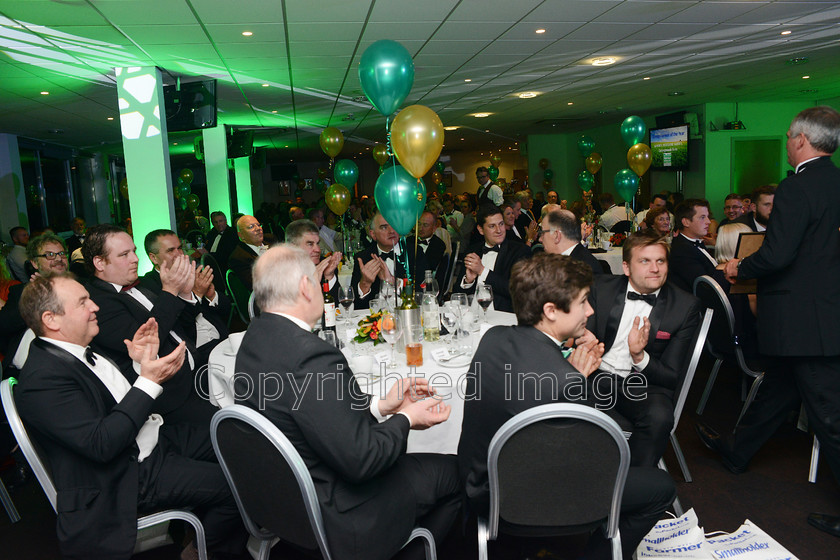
top-left (601, 277), bottom-right (627, 349)
top-left (34, 339), bottom-right (120, 409)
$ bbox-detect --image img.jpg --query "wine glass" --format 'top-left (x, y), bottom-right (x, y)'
top-left (338, 285), bottom-right (354, 327)
top-left (450, 293), bottom-right (468, 311)
top-left (440, 302), bottom-right (460, 353)
top-left (380, 280), bottom-right (395, 311)
top-left (379, 312), bottom-right (400, 368)
top-left (476, 284), bottom-right (494, 322)
top-left (369, 298), bottom-right (382, 314)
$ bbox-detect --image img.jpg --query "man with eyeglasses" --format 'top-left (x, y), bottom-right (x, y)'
top-left (1, 233), bottom-right (69, 371)
top-left (475, 166), bottom-right (503, 207)
top-left (228, 214), bottom-right (269, 290)
top-left (540, 208), bottom-right (605, 276)
top-left (718, 193), bottom-right (745, 227)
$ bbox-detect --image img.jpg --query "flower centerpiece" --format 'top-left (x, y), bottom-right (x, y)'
top-left (610, 232), bottom-right (627, 247)
top-left (354, 311), bottom-right (385, 345)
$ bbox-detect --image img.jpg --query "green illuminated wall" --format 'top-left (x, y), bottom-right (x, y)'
top-left (233, 157), bottom-right (253, 215)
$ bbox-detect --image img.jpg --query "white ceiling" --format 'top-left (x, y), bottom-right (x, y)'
top-left (0, 0), bottom-right (838, 161)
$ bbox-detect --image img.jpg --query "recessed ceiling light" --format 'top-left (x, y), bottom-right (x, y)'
top-left (567, 102), bottom-right (574, 106)
top-left (473, 113), bottom-right (491, 118)
top-left (643, 76), bottom-right (651, 80)
top-left (591, 57), bottom-right (616, 66)
top-left (444, 126), bottom-right (458, 131)
top-left (464, 79), bottom-right (472, 83)
top-left (460, 137), bottom-right (465, 141)
top-left (781, 30), bottom-right (792, 35)
top-left (802, 75), bottom-right (810, 79)
top-left (485, 129), bottom-right (490, 133)
top-left (668, 91), bottom-right (685, 96)
top-left (518, 92), bottom-right (539, 99)
top-left (40, 91), bottom-right (49, 95)
top-left (173, 142), bottom-right (178, 145)
top-left (271, 110), bottom-right (277, 113)
top-left (242, 31), bottom-right (253, 36)
top-left (535, 28), bottom-right (546, 34)
top-left (107, 117), bottom-right (114, 120)
top-left (261, 83), bottom-right (269, 87)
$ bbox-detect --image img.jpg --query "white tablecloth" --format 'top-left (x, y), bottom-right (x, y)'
top-left (593, 247), bottom-right (623, 274)
top-left (207, 309), bottom-right (518, 454)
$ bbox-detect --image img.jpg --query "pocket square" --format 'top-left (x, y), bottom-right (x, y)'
top-left (655, 330), bottom-right (671, 340)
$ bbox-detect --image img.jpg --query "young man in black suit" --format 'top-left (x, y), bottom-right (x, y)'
top-left (284, 218), bottom-right (343, 303)
top-left (581, 230), bottom-right (702, 467)
top-left (350, 212), bottom-right (429, 309)
top-left (227, 214), bottom-right (268, 290)
top-left (455, 205), bottom-right (531, 312)
top-left (707, 106), bottom-right (840, 538)
top-left (669, 198), bottom-right (729, 293)
top-left (235, 244), bottom-right (460, 560)
top-left (205, 211), bottom-right (239, 270)
top-left (458, 253), bottom-right (676, 560)
top-left (15, 274), bottom-right (243, 559)
top-left (406, 210), bottom-right (448, 290)
top-left (540, 207), bottom-right (605, 276)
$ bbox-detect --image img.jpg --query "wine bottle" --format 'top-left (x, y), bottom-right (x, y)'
top-left (321, 281), bottom-right (336, 333)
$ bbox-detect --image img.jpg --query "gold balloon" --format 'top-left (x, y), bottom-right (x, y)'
top-left (390, 105), bottom-right (444, 179)
top-left (489, 153), bottom-right (501, 167)
top-left (585, 152), bottom-right (603, 175)
top-left (319, 126), bottom-right (344, 158)
top-left (431, 170), bottom-right (443, 184)
top-left (372, 144), bottom-right (389, 165)
top-left (627, 143), bottom-right (652, 177)
top-left (325, 183), bottom-right (351, 215)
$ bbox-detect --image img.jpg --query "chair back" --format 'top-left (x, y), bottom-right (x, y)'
top-left (443, 242), bottom-right (461, 296)
top-left (610, 220), bottom-right (632, 234)
top-left (247, 292), bottom-right (260, 320)
top-left (1, 378), bottom-right (58, 511)
top-left (225, 269), bottom-right (251, 325)
top-left (692, 275), bottom-right (735, 358)
top-left (671, 308), bottom-right (713, 434)
top-left (210, 406), bottom-right (327, 558)
top-left (486, 404), bottom-right (629, 541)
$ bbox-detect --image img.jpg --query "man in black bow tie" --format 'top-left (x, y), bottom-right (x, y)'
top-left (407, 210), bottom-right (447, 289)
top-left (709, 106), bottom-right (840, 539)
top-left (455, 205), bottom-right (531, 312)
top-left (579, 231), bottom-right (701, 466)
top-left (669, 198), bottom-right (729, 293)
top-left (351, 212), bottom-right (429, 309)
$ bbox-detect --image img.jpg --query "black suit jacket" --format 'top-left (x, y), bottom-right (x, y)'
top-left (733, 212), bottom-right (760, 232)
top-left (407, 235), bottom-right (447, 291)
top-left (234, 313), bottom-right (420, 560)
top-left (17, 339), bottom-right (155, 559)
top-left (85, 276), bottom-right (196, 415)
top-left (227, 241), bottom-right (258, 290)
top-left (65, 233), bottom-right (85, 255)
top-left (207, 227), bottom-right (239, 270)
top-left (586, 275), bottom-right (702, 398)
top-left (0, 283), bottom-right (26, 361)
top-left (669, 233), bottom-right (729, 294)
top-left (455, 239), bottom-right (531, 312)
top-left (739, 156), bottom-right (840, 356)
top-left (350, 241), bottom-right (429, 309)
top-left (570, 243), bottom-right (607, 276)
top-left (139, 268), bottom-right (230, 345)
top-left (458, 326), bottom-right (586, 515)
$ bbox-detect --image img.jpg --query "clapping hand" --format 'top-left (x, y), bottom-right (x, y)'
top-left (160, 254), bottom-right (195, 298)
top-left (124, 318), bottom-right (160, 363)
top-left (193, 264), bottom-right (214, 300)
top-left (627, 316), bottom-right (650, 363)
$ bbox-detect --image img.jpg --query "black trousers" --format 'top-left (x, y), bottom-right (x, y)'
top-left (730, 355), bottom-right (840, 482)
top-left (137, 422), bottom-right (246, 555)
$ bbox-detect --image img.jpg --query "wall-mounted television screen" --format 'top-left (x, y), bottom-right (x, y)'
top-left (650, 124), bottom-right (689, 170)
top-left (163, 80), bottom-right (217, 132)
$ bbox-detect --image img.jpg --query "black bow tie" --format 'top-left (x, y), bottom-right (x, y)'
top-left (690, 238), bottom-right (705, 248)
top-left (418, 239), bottom-right (430, 247)
top-left (84, 346), bottom-right (97, 366)
top-left (379, 250), bottom-right (395, 260)
top-left (121, 280), bottom-right (140, 292)
top-left (482, 245), bottom-right (500, 255)
top-left (627, 291), bottom-right (657, 306)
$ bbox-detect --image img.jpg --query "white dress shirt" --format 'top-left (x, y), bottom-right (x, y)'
top-left (42, 337), bottom-right (163, 462)
top-left (599, 284), bottom-right (661, 378)
top-left (357, 244), bottom-right (400, 298)
top-left (678, 233), bottom-right (718, 266)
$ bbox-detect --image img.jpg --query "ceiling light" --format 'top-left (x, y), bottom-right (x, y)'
top-left (781, 30), bottom-right (792, 35)
top-left (107, 117), bottom-right (114, 120)
top-left (668, 91), bottom-right (685, 96)
top-left (464, 79), bottom-right (472, 82)
top-left (535, 28), bottom-right (546, 34)
top-left (173, 142), bottom-right (178, 145)
top-left (261, 83), bottom-right (269, 87)
top-left (460, 138), bottom-right (465, 141)
top-left (242, 31), bottom-right (253, 36)
top-left (643, 76), bottom-right (651, 80)
top-left (40, 91), bottom-right (49, 95)
top-left (567, 102), bottom-right (573, 106)
top-left (444, 126), bottom-right (458, 131)
top-left (802, 75), bottom-right (810, 79)
top-left (800, 89), bottom-right (818, 94)
top-left (271, 110), bottom-right (277, 113)
top-left (591, 57), bottom-right (616, 66)
top-left (473, 112), bottom-right (491, 118)
top-left (517, 92), bottom-right (539, 99)
top-left (485, 129), bottom-right (490, 133)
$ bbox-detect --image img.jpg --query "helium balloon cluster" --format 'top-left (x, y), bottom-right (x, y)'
top-left (172, 169), bottom-right (200, 211)
top-left (576, 135), bottom-right (601, 192)
top-left (614, 115), bottom-right (652, 202)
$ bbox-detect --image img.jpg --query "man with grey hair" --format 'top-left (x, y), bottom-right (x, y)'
top-left (285, 218), bottom-right (342, 302)
top-left (700, 106), bottom-right (840, 538)
top-left (539, 208), bottom-right (604, 276)
top-left (235, 244), bottom-right (461, 560)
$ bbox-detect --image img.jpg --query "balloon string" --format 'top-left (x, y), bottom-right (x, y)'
top-left (398, 236), bottom-right (410, 283)
top-left (329, 157), bottom-right (334, 170)
top-left (386, 116), bottom-right (392, 156)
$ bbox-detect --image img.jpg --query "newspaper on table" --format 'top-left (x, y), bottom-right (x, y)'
top-left (637, 508), bottom-right (798, 560)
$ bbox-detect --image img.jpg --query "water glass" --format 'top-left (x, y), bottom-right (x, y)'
top-left (369, 298), bottom-right (382, 314)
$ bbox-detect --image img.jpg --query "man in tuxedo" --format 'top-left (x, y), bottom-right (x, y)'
top-left (540, 207), bottom-right (605, 276)
top-left (703, 106), bottom-right (840, 538)
top-left (582, 231), bottom-right (702, 467)
top-left (82, 224), bottom-right (214, 426)
top-left (65, 217), bottom-right (86, 254)
top-left (140, 229), bottom-right (230, 358)
top-left (227, 214), bottom-right (268, 290)
top-left (734, 184), bottom-right (775, 232)
top-left (458, 253), bottom-right (676, 560)
top-left (718, 194), bottom-right (745, 227)
top-left (285, 218), bottom-right (342, 302)
top-left (513, 190), bottom-right (537, 238)
top-left (350, 212), bottom-right (429, 309)
top-left (407, 210), bottom-right (448, 288)
top-left (475, 166), bottom-right (503, 207)
top-left (235, 245), bottom-right (460, 560)
top-left (15, 274), bottom-right (243, 560)
top-left (206, 211), bottom-right (239, 271)
top-left (455, 205), bottom-right (531, 313)
top-left (669, 199), bottom-right (729, 293)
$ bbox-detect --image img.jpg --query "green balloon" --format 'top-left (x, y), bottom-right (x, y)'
top-left (488, 165), bottom-right (499, 181)
top-left (435, 161), bottom-right (445, 173)
top-left (543, 168), bottom-right (554, 180)
top-left (359, 40), bottom-right (415, 117)
top-left (186, 193), bottom-right (200, 210)
top-left (379, 165), bottom-right (385, 176)
top-left (178, 184), bottom-right (191, 198)
top-left (437, 181), bottom-right (446, 194)
top-left (614, 168), bottom-right (640, 201)
top-left (178, 197), bottom-right (188, 210)
top-left (577, 135), bottom-right (595, 158)
top-left (374, 165), bottom-right (426, 236)
top-left (334, 159), bottom-right (359, 187)
top-left (577, 170), bottom-right (594, 191)
top-left (620, 115), bottom-right (647, 147)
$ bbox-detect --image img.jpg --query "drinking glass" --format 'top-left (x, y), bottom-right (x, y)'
top-left (369, 298), bottom-right (382, 314)
top-left (405, 325), bottom-right (424, 366)
top-left (319, 329), bottom-right (337, 348)
top-left (440, 302), bottom-right (460, 352)
top-left (338, 285), bottom-right (354, 327)
top-left (380, 280), bottom-right (395, 311)
top-left (379, 312), bottom-right (399, 368)
top-left (450, 293), bottom-right (468, 310)
top-left (476, 284), bottom-right (494, 323)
